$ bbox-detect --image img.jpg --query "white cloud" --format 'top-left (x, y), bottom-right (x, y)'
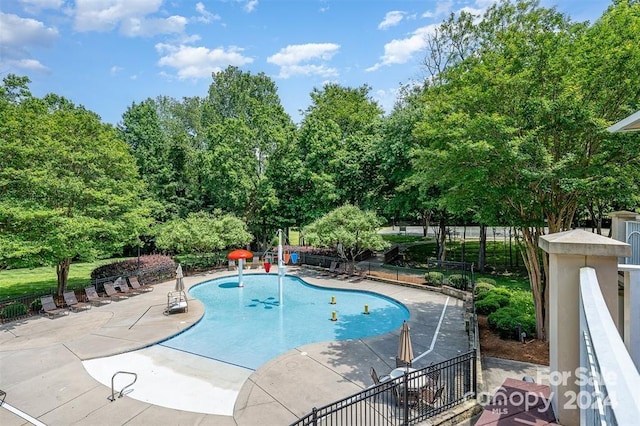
top-left (19, 0), bottom-right (64, 12)
top-left (0, 12), bottom-right (59, 46)
top-left (422, 0), bottom-right (453, 18)
top-left (120, 15), bottom-right (187, 37)
top-left (194, 2), bottom-right (220, 23)
top-left (110, 65), bottom-right (123, 75)
top-left (366, 24), bottom-right (437, 72)
top-left (378, 11), bottom-right (405, 30)
top-left (267, 43), bottom-right (339, 78)
top-left (244, 0), bottom-right (258, 13)
top-left (73, 0), bottom-right (186, 36)
top-left (156, 43), bottom-right (254, 79)
top-left (9, 58), bottom-right (50, 73)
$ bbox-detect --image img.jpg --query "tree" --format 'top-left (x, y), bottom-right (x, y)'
top-left (0, 76), bottom-right (151, 294)
top-left (298, 84), bottom-right (384, 214)
top-left (411, 0), bottom-right (640, 339)
top-left (154, 211), bottom-right (252, 254)
top-left (302, 204), bottom-right (389, 264)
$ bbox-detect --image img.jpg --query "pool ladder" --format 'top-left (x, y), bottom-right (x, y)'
top-left (108, 371), bottom-right (137, 401)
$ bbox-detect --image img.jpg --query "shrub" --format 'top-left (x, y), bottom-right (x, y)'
top-left (91, 255), bottom-right (176, 285)
top-left (1, 302), bottom-right (28, 319)
top-left (30, 298), bottom-right (42, 313)
top-left (475, 287), bottom-right (512, 315)
top-left (475, 277), bottom-right (497, 287)
top-left (487, 305), bottom-right (536, 339)
top-left (474, 281), bottom-right (495, 299)
top-left (424, 271), bottom-right (444, 286)
top-left (447, 274), bottom-right (469, 290)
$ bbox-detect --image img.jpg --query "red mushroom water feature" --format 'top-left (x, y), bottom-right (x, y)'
top-left (227, 249), bottom-right (254, 287)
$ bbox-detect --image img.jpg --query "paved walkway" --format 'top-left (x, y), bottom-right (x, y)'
top-left (0, 266), bottom-right (470, 425)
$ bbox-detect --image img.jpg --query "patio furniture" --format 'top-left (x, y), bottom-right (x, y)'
top-left (115, 277), bottom-right (140, 296)
top-left (63, 291), bottom-right (91, 312)
top-left (84, 286), bottom-right (111, 305)
top-left (103, 282), bottom-right (128, 301)
top-left (370, 366), bottom-right (391, 385)
top-left (40, 296), bottom-right (69, 318)
top-left (128, 276), bottom-right (153, 292)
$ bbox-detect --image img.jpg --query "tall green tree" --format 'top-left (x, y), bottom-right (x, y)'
top-left (201, 66), bottom-right (297, 244)
top-left (0, 75), bottom-right (151, 294)
top-left (412, 0), bottom-right (640, 339)
top-left (298, 84), bottom-right (384, 215)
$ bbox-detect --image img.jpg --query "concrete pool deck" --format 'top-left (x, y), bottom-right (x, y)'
top-left (0, 266), bottom-right (470, 425)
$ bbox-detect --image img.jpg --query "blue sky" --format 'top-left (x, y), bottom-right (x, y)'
top-left (1, 0), bottom-right (612, 125)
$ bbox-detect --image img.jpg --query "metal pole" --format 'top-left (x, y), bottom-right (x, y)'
top-left (278, 229), bottom-right (284, 305)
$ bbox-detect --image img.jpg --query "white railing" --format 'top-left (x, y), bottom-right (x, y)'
top-left (579, 267), bottom-right (640, 425)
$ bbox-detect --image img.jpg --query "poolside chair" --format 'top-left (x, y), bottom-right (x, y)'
top-left (370, 366), bottom-right (391, 385)
top-left (327, 261), bottom-right (338, 274)
top-left (115, 277), bottom-right (140, 296)
top-left (103, 282), bottom-right (128, 301)
top-left (334, 263), bottom-right (345, 275)
top-left (84, 286), bottom-right (111, 306)
top-left (128, 276), bottom-right (153, 292)
top-left (414, 386), bottom-right (445, 414)
top-left (40, 296), bottom-right (69, 318)
top-left (396, 356), bottom-right (412, 369)
top-left (63, 290), bottom-right (91, 312)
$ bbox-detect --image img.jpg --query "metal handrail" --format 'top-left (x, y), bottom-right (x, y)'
top-left (108, 371), bottom-right (137, 401)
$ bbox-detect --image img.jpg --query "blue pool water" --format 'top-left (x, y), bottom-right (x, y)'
top-left (159, 274), bottom-right (409, 370)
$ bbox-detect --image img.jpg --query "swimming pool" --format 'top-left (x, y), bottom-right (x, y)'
top-left (159, 274), bottom-right (409, 370)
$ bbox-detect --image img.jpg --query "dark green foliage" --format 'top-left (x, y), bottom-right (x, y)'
top-left (30, 298), bottom-right (42, 312)
top-left (486, 289), bottom-right (536, 338)
top-left (474, 281), bottom-right (496, 299)
top-left (447, 274), bottom-right (469, 290)
top-left (475, 286), bottom-right (512, 314)
top-left (475, 277), bottom-right (497, 286)
top-left (91, 255), bottom-right (176, 284)
top-left (488, 306), bottom-right (537, 339)
top-left (424, 271), bottom-right (444, 286)
top-left (1, 302), bottom-right (28, 319)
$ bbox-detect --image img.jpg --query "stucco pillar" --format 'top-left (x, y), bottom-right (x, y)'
top-left (539, 229), bottom-right (630, 426)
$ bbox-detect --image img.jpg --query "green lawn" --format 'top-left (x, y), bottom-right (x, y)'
top-left (0, 259), bottom-right (126, 299)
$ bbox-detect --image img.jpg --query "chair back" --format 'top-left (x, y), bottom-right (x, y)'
top-left (41, 296), bottom-right (58, 310)
top-left (85, 286), bottom-right (99, 299)
top-left (63, 291), bottom-right (79, 305)
top-left (370, 367), bottom-right (381, 385)
top-left (129, 277), bottom-right (141, 289)
top-left (103, 282), bottom-right (118, 296)
top-left (421, 386), bottom-right (445, 405)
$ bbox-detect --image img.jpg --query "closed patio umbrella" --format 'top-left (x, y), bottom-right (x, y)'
top-left (398, 321), bottom-right (414, 369)
top-left (175, 264), bottom-right (184, 292)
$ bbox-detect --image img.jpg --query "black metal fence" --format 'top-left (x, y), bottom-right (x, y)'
top-left (291, 351), bottom-right (476, 426)
top-left (0, 264), bottom-right (178, 324)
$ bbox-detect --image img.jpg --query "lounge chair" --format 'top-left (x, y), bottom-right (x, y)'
top-left (40, 296), bottom-right (69, 318)
top-left (103, 282), bottom-right (128, 301)
top-left (128, 276), bottom-right (153, 292)
top-left (84, 286), bottom-right (111, 306)
top-left (63, 290), bottom-right (91, 312)
top-left (115, 277), bottom-right (140, 296)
